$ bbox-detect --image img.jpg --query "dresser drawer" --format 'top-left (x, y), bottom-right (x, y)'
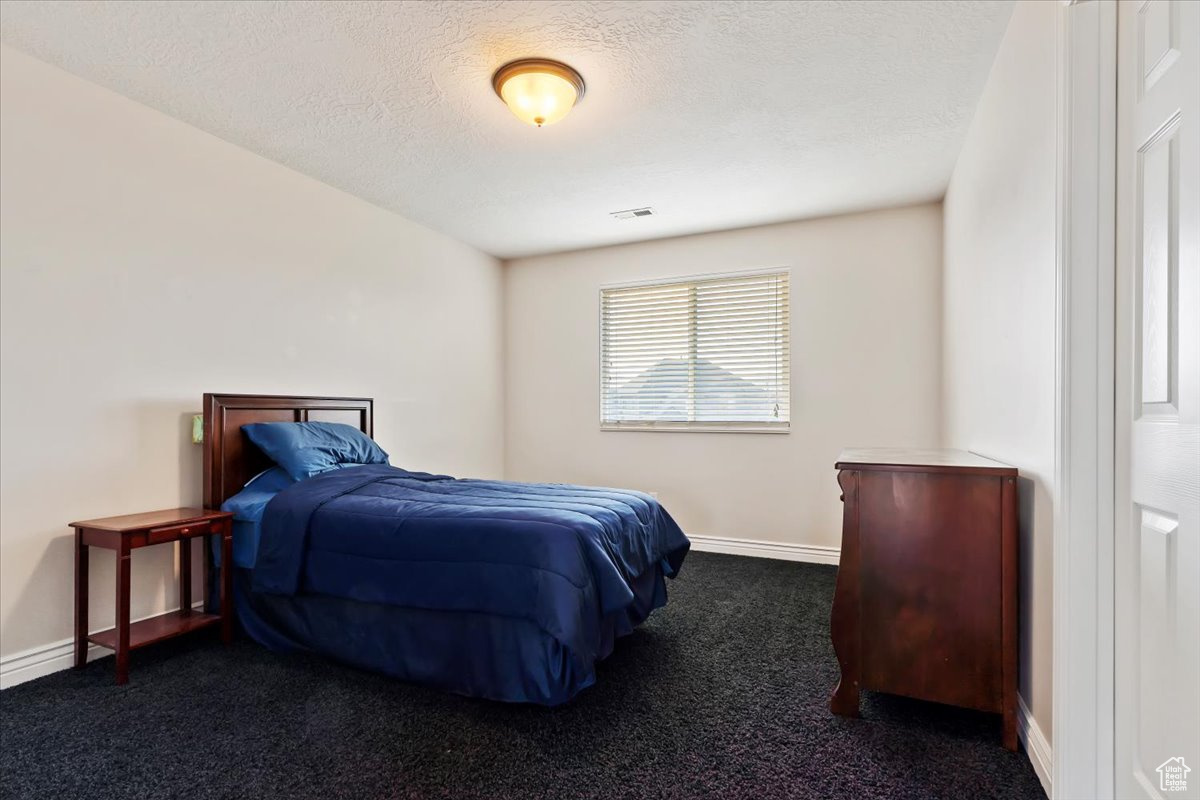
top-left (146, 520), bottom-right (213, 545)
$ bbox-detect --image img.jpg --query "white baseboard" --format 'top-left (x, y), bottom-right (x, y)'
top-left (688, 534), bottom-right (840, 565)
top-left (0, 601), bottom-right (205, 690)
top-left (1019, 695), bottom-right (1053, 798)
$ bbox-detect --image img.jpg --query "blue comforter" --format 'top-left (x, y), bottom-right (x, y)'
top-left (251, 465), bottom-right (690, 686)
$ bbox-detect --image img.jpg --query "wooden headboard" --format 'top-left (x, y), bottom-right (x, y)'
top-left (203, 393), bottom-right (374, 510)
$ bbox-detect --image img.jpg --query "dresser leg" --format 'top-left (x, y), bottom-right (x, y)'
top-left (831, 678), bottom-right (861, 717)
top-left (830, 469), bottom-right (862, 718)
top-left (1002, 702), bottom-right (1018, 751)
top-left (74, 531), bottom-right (88, 669)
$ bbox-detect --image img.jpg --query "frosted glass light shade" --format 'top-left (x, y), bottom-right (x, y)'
top-left (492, 59), bottom-right (585, 128)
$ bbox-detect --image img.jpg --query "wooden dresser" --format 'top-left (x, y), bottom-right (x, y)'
top-left (830, 448), bottom-right (1018, 750)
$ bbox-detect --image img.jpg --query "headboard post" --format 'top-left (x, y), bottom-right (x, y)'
top-left (203, 393), bottom-right (374, 509)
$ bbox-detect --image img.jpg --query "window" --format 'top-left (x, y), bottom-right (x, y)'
top-left (600, 270), bottom-right (790, 432)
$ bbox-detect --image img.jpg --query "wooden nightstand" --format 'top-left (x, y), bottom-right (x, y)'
top-left (70, 507), bottom-right (235, 684)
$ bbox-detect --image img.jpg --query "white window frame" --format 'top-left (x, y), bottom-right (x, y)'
top-left (598, 267), bottom-right (791, 434)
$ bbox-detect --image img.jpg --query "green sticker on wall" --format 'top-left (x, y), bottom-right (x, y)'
top-left (192, 414), bottom-right (203, 444)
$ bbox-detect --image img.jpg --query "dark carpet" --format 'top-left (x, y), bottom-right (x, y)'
top-left (0, 552), bottom-right (1045, 800)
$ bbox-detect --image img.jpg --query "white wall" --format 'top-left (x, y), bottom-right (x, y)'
top-left (0, 46), bottom-right (504, 671)
top-left (942, 0), bottom-right (1056, 742)
top-left (504, 203), bottom-right (943, 552)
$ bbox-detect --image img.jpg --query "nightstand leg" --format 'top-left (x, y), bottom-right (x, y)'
top-left (115, 544), bottom-right (131, 685)
top-left (220, 526), bottom-right (233, 644)
top-left (74, 531), bottom-right (88, 669)
top-left (179, 538), bottom-right (192, 616)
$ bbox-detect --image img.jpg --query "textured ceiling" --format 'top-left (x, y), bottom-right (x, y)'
top-left (0, 0), bottom-right (1013, 258)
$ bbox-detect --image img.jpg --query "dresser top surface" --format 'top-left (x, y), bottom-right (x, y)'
top-left (836, 448), bottom-right (1017, 475)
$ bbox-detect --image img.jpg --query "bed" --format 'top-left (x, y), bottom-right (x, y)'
top-left (202, 393), bottom-right (690, 705)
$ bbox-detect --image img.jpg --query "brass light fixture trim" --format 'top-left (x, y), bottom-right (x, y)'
top-left (492, 58), bottom-right (586, 127)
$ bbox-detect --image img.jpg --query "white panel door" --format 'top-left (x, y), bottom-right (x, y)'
top-left (1116, 2), bottom-right (1200, 799)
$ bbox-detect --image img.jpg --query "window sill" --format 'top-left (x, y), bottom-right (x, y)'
top-left (600, 423), bottom-right (790, 434)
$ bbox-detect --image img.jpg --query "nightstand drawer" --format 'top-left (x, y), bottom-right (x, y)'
top-left (147, 520), bottom-right (213, 545)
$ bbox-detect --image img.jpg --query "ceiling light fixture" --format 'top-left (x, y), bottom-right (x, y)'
top-left (492, 58), bottom-right (585, 128)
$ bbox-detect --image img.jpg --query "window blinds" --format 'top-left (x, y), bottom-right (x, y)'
top-left (600, 270), bottom-right (790, 430)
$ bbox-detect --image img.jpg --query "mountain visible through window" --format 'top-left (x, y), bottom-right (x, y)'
top-left (600, 270), bottom-right (790, 431)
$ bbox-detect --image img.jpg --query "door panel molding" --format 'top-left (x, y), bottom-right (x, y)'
top-left (1115, 1), bottom-right (1200, 799)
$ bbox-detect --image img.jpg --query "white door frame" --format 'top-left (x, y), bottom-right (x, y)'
top-left (1053, 1), bottom-right (1117, 798)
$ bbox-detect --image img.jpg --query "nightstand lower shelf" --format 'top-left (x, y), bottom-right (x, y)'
top-left (88, 610), bottom-right (221, 651)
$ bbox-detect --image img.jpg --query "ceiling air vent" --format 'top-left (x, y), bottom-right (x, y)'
top-left (610, 207), bottom-right (656, 220)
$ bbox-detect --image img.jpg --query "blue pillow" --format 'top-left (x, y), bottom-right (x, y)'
top-left (242, 422), bottom-right (389, 481)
